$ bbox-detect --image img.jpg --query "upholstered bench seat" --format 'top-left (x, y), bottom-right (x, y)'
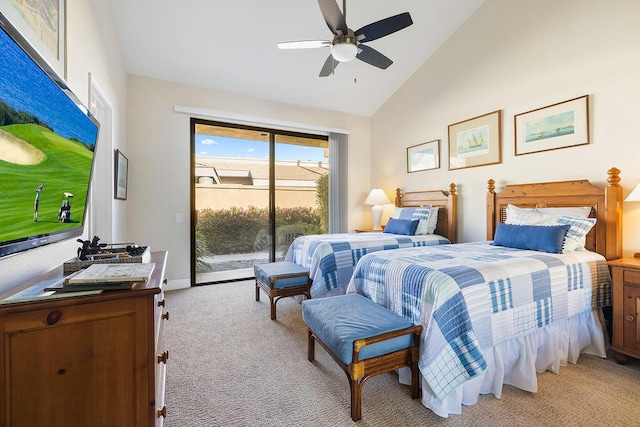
top-left (254, 262), bottom-right (311, 320)
top-left (302, 293), bottom-right (422, 421)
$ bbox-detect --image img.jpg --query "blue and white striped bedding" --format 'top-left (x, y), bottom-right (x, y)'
top-left (346, 241), bottom-right (611, 400)
top-left (285, 232), bottom-right (451, 298)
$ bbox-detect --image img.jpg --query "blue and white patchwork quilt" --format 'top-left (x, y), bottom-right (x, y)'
top-left (346, 241), bottom-right (611, 400)
top-left (285, 232), bottom-right (451, 298)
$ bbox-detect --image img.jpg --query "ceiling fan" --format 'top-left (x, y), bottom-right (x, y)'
top-left (277, 0), bottom-right (413, 77)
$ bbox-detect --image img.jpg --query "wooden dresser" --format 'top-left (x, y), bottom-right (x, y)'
top-left (607, 257), bottom-right (640, 363)
top-left (0, 251), bottom-right (169, 427)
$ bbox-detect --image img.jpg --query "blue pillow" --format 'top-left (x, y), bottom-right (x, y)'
top-left (492, 223), bottom-right (570, 254)
top-left (383, 218), bottom-right (419, 236)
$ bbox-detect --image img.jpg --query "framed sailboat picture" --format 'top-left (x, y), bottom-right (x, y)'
top-left (448, 110), bottom-right (502, 170)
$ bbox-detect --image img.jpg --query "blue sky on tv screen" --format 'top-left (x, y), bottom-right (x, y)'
top-left (0, 27), bottom-right (98, 146)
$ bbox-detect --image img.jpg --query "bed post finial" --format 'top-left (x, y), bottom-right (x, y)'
top-left (607, 167), bottom-right (621, 187)
top-left (449, 183), bottom-right (457, 195)
top-left (487, 179), bottom-right (495, 194)
top-left (395, 188), bottom-right (402, 207)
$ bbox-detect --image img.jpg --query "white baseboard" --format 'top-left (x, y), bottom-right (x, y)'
top-left (165, 278), bottom-right (190, 291)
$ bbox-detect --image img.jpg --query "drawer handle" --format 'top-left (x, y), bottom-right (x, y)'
top-left (157, 406), bottom-right (167, 418)
top-left (625, 315), bottom-right (635, 322)
top-left (162, 311), bottom-right (170, 321)
top-left (158, 299), bottom-right (165, 307)
top-left (157, 351), bottom-right (169, 364)
top-left (47, 309), bottom-right (63, 325)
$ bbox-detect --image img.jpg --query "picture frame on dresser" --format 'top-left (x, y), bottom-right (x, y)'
top-left (407, 139), bottom-right (439, 173)
top-left (0, 0), bottom-right (66, 79)
top-left (514, 95), bottom-right (589, 156)
top-left (448, 110), bottom-right (502, 170)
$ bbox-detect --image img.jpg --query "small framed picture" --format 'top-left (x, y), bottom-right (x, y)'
top-left (514, 95), bottom-right (589, 156)
top-left (407, 139), bottom-right (440, 173)
top-left (114, 149), bottom-right (128, 200)
top-left (448, 110), bottom-right (502, 170)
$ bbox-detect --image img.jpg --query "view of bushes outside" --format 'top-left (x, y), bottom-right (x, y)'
top-left (196, 174), bottom-right (328, 272)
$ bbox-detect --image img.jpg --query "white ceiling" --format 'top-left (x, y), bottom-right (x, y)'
top-left (108, 0), bottom-right (485, 117)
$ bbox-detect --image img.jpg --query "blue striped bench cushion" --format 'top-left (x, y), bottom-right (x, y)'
top-left (254, 262), bottom-right (309, 289)
top-left (302, 294), bottom-right (415, 364)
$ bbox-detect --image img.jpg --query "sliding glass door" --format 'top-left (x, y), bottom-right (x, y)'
top-left (191, 119), bottom-right (329, 285)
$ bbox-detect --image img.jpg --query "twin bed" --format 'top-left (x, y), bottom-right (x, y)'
top-left (285, 184), bottom-right (457, 298)
top-left (287, 168), bottom-right (622, 418)
top-left (346, 168), bottom-right (621, 417)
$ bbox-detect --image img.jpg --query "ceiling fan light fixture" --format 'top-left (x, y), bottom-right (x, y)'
top-left (331, 42), bottom-right (357, 62)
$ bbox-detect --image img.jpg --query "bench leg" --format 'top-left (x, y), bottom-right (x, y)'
top-left (307, 330), bottom-right (315, 362)
top-left (270, 297), bottom-right (277, 320)
top-left (255, 280), bottom-right (260, 302)
top-left (350, 377), bottom-right (363, 422)
top-left (410, 361), bottom-right (421, 399)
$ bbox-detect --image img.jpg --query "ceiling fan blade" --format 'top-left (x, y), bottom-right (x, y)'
top-left (355, 12), bottom-right (413, 43)
top-left (356, 44), bottom-right (393, 70)
top-left (317, 0), bottom-right (348, 35)
top-left (319, 54), bottom-right (340, 77)
top-left (277, 40), bottom-right (331, 50)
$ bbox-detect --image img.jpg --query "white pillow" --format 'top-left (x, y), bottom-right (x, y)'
top-left (504, 204), bottom-right (595, 252)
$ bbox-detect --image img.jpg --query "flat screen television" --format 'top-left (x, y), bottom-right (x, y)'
top-left (0, 12), bottom-right (100, 258)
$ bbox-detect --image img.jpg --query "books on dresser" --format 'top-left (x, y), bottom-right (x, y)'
top-left (65, 262), bottom-right (155, 284)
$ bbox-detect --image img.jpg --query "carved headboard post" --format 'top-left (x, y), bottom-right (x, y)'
top-left (603, 167), bottom-right (622, 260)
top-left (486, 179), bottom-right (496, 240)
top-left (448, 183), bottom-right (458, 244)
top-left (395, 188), bottom-right (402, 207)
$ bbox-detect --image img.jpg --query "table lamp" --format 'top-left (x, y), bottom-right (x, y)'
top-left (626, 182), bottom-right (640, 257)
top-left (364, 189), bottom-right (391, 231)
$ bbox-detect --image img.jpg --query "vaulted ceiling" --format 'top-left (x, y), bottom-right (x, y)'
top-left (108, 0), bottom-right (485, 117)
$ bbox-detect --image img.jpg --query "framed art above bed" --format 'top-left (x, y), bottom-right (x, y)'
top-left (514, 95), bottom-right (589, 156)
top-left (448, 110), bottom-right (502, 170)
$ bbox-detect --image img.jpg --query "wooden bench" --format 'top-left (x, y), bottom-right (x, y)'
top-left (302, 293), bottom-right (422, 421)
top-left (254, 262), bottom-right (311, 320)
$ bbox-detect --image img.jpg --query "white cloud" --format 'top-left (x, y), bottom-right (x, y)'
top-left (247, 148), bottom-right (254, 153)
top-left (201, 138), bottom-right (217, 145)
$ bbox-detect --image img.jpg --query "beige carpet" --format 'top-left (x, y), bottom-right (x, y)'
top-left (164, 280), bottom-right (640, 427)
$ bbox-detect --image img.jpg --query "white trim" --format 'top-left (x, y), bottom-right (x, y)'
top-left (173, 105), bottom-right (351, 135)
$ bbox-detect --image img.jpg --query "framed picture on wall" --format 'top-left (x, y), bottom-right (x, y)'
top-left (448, 110), bottom-right (502, 170)
top-left (114, 149), bottom-right (128, 200)
top-left (407, 139), bottom-right (440, 173)
top-left (0, 0), bottom-right (66, 78)
top-left (514, 95), bottom-right (589, 156)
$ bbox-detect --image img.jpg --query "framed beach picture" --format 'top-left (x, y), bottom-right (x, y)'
top-left (0, 0), bottom-right (66, 79)
top-left (114, 149), bottom-right (128, 200)
top-left (514, 95), bottom-right (589, 156)
top-left (407, 139), bottom-right (439, 173)
top-left (448, 110), bottom-right (502, 170)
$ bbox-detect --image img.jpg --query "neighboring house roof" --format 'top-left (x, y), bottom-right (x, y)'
top-left (196, 157), bottom-right (328, 187)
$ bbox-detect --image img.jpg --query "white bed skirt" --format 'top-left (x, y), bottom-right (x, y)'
top-left (398, 309), bottom-right (608, 418)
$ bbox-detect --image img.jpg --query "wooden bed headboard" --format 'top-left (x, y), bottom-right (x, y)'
top-left (486, 168), bottom-right (622, 260)
top-left (395, 183), bottom-right (457, 243)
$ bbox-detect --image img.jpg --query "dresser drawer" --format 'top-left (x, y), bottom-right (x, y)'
top-left (624, 269), bottom-right (640, 286)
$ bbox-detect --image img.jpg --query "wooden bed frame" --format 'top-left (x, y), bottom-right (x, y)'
top-left (486, 167), bottom-right (622, 260)
top-left (395, 183), bottom-right (457, 243)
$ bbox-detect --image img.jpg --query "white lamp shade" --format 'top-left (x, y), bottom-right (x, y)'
top-left (364, 189), bottom-right (391, 206)
top-left (626, 182), bottom-right (640, 201)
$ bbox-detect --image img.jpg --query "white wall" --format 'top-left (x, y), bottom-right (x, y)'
top-left (125, 75), bottom-right (372, 289)
top-left (0, 1), bottom-right (128, 293)
top-left (370, 0), bottom-right (640, 257)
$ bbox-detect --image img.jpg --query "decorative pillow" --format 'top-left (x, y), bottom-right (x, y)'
top-left (411, 207), bottom-right (431, 234)
top-left (505, 204), bottom-right (596, 252)
top-left (492, 223), bottom-right (570, 254)
top-left (555, 216), bottom-right (596, 252)
top-left (383, 218), bottom-right (419, 236)
top-left (414, 207), bottom-right (440, 235)
top-left (393, 207), bottom-right (417, 220)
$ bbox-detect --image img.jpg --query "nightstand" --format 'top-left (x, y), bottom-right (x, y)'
top-left (607, 257), bottom-right (640, 363)
top-left (354, 227), bottom-right (384, 233)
